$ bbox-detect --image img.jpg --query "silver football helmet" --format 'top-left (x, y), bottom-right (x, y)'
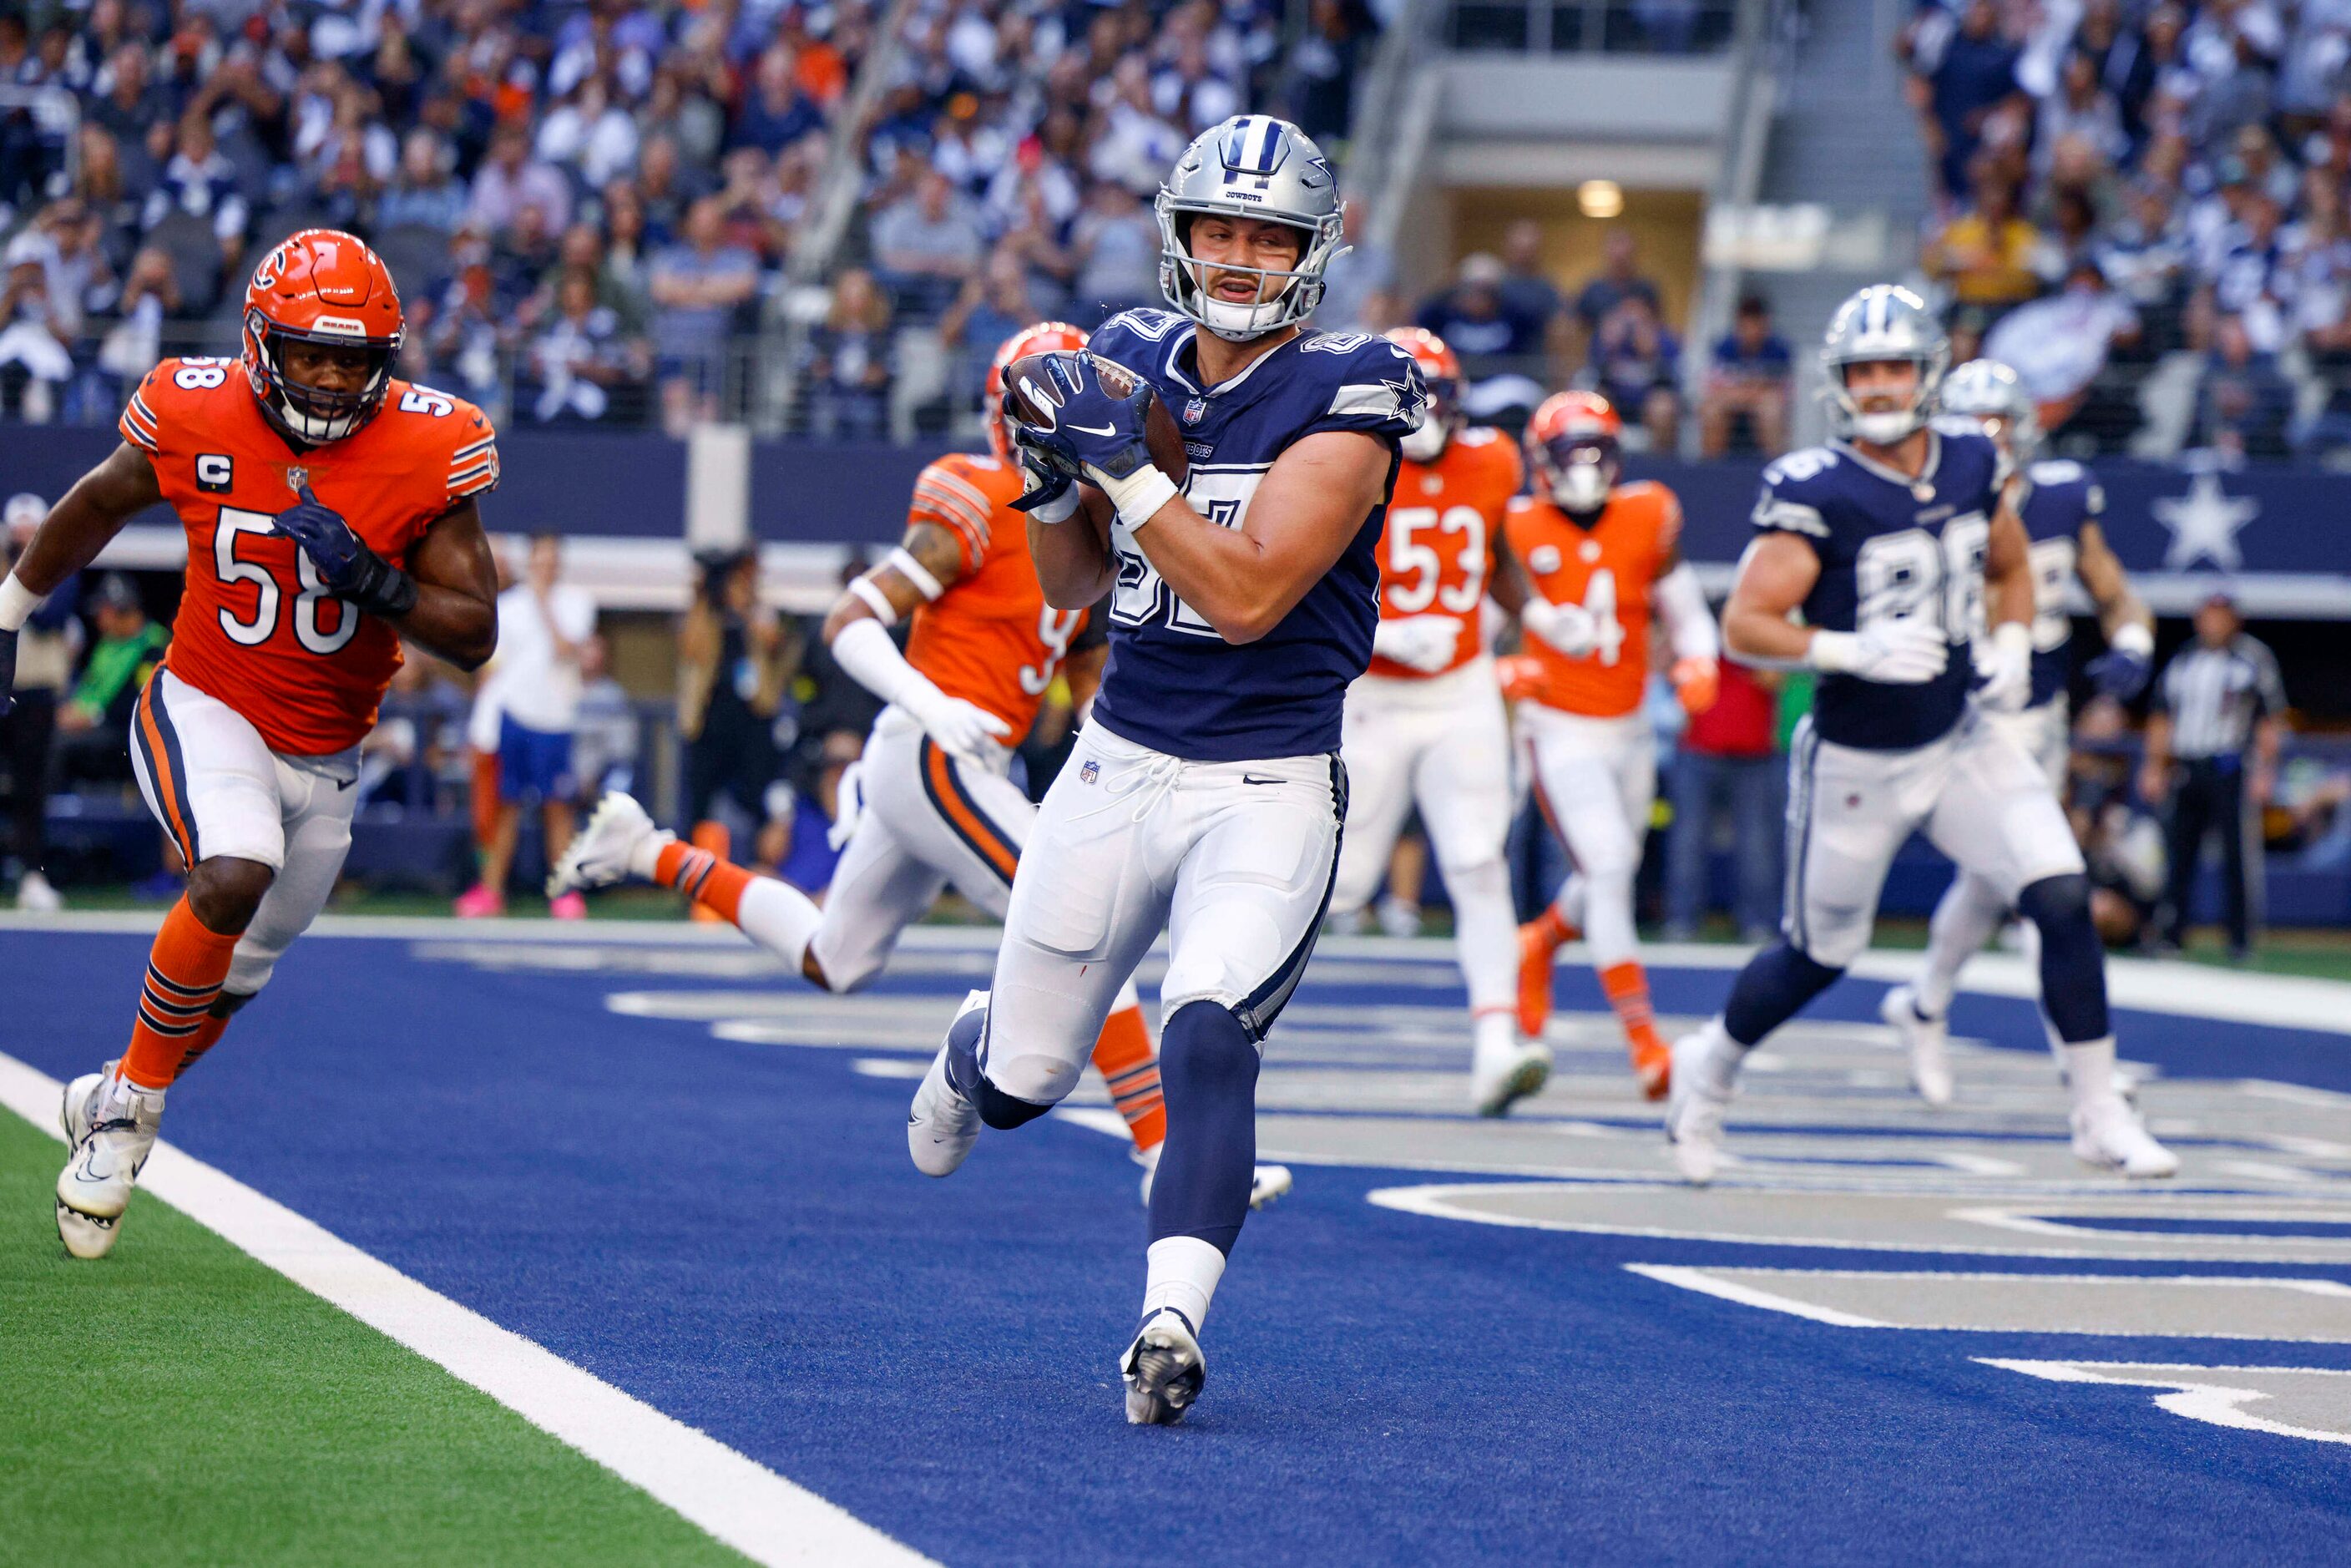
top-left (1820, 283), bottom-right (1949, 446)
top-left (1937, 357), bottom-right (2040, 466)
top-left (1155, 114), bottom-right (1347, 341)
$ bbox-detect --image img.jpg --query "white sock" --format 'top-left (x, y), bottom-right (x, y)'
top-left (1141, 1236), bottom-right (1226, 1333)
top-left (626, 828), bottom-right (675, 881)
top-left (1690, 1017), bottom-right (1743, 1099)
top-left (2061, 1036), bottom-right (2117, 1110)
top-left (736, 877), bottom-right (823, 971)
top-left (1917, 872), bottom-right (2007, 1016)
top-left (1473, 1009), bottom-right (1518, 1059)
top-left (1446, 857), bottom-right (1519, 1018)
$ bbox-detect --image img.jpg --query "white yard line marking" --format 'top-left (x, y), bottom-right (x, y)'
top-left (0, 1050), bottom-right (934, 1568)
top-left (1978, 1359), bottom-right (2351, 1445)
top-left (1622, 1263), bottom-right (1888, 1328)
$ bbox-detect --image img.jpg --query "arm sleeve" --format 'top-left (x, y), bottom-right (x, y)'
top-left (1654, 560), bottom-right (1719, 663)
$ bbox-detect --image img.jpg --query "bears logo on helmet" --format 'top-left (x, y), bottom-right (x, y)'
top-left (241, 229), bottom-right (405, 446)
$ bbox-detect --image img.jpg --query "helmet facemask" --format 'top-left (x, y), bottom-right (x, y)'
top-left (1830, 355), bottom-right (1945, 447)
top-left (1159, 205), bottom-right (1340, 341)
top-left (1398, 375), bottom-right (1459, 463)
top-left (1539, 430), bottom-right (1618, 513)
top-left (245, 314), bottom-right (399, 444)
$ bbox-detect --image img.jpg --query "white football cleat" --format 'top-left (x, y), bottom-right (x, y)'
top-left (908, 990), bottom-right (988, 1177)
top-left (1664, 1033), bottom-right (1732, 1186)
top-left (16, 868), bottom-right (63, 911)
top-left (1120, 1308), bottom-right (1206, 1426)
top-left (548, 791), bottom-right (666, 897)
top-left (2071, 1095), bottom-right (2179, 1179)
top-left (1135, 1145), bottom-right (1296, 1210)
top-left (56, 1065), bottom-right (163, 1260)
top-left (1470, 1037), bottom-right (1552, 1118)
top-left (1880, 984), bottom-right (1954, 1109)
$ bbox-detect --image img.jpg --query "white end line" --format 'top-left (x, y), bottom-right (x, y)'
top-left (0, 1050), bottom-right (935, 1568)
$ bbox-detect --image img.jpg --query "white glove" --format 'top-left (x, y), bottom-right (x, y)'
top-left (1809, 618), bottom-right (1949, 684)
top-left (1520, 598), bottom-right (1598, 658)
top-left (1974, 620), bottom-right (2032, 713)
top-left (1372, 614), bottom-right (1460, 673)
top-left (898, 683), bottom-right (1014, 764)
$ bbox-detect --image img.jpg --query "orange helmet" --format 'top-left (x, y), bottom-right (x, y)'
top-left (240, 229), bottom-right (406, 445)
top-left (1525, 391), bottom-right (1621, 512)
top-left (1386, 326), bottom-right (1463, 463)
top-left (985, 320), bottom-right (1089, 463)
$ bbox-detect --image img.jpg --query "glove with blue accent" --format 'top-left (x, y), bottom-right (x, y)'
top-left (270, 485), bottom-right (417, 618)
top-left (2086, 623), bottom-right (2155, 700)
top-left (1002, 352), bottom-right (1177, 528)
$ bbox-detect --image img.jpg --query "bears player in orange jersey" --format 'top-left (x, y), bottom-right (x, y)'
top-left (1330, 327), bottom-right (1554, 1114)
top-left (1507, 392), bottom-right (1719, 1100)
top-left (0, 230), bottom-right (501, 1257)
top-left (549, 322), bottom-right (1288, 1208)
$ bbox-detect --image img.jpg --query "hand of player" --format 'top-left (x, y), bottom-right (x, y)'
top-left (2087, 647), bottom-right (2151, 701)
top-left (1519, 598), bottom-right (1598, 658)
top-left (271, 486), bottom-right (417, 617)
top-left (1974, 622), bottom-right (2031, 712)
top-left (1810, 618), bottom-right (1948, 684)
top-left (1494, 654), bottom-right (1549, 706)
top-left (1372, 614), bottom-right (1459, 673)
top-left (1008, 443), bottom-right (1079, 524)
top-left (1672, 655), bottom-right (1719, 716)
top-left (1003, 352), bottom-right (1158, 486)
top-left (899, 683), bottom-right (1014, 764)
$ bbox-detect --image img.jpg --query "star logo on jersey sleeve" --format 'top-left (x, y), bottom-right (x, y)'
top-left (2151, 472), bottom-right (2259, 570)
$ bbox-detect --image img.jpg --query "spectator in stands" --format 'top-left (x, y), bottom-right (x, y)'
top-left (0, 230), bottom-right (74, 422)
top-left (470, 123), bottom-right (573, 238)
top-left (872, 169), bottom-right (987, 322)
top-left (1498, 220), bottom-right (1564, 336)
top-left (1924, 165), bottom-right (2050, 315)
top-left (1317, 195), bottom-right (1396, 333)
top-left (2035, 49), bottom-right (2130, 179)
top-left (1901, 0), bottom-right (2026, 200)
top-left (679, 549), bottom-right (794, 837)
top-left (1698, 294), bottom-right (1792, 457)
top-left (1589, 294), bottom-right (1682, 453)
top-left (2, 493), bottom-right (70, 910)
top-left (2141, 589), bottom-right (2287, 959)
top-left (1571, 229), bottom-right (1661, 349)
top-left (942, 248), bottom-right (1044, 416)
top-left (525, 271), bottom-right (650, 425)
top-left (88, 248), bottom-right (175, 415)
top-left (1984, 256), bottom-right (2141, 438)
top-left (650, 196), bottom-right (760, 434)
top-left (53, 574), bottom-right (164, 787)
top-left (537, 74), bottom-right (640, 192)
top-left (1418, 253), bottom-right (1547, 396)
top-left (731, 40), bottom-right (826, 157)
top-left (457, 535), bottom-right (598, 921)
top-left (378, 128), bottom-right (469, 239)
top-left (570, 635), bottom-right (640, 806)
top-left (1067, 180), bottom-right (1160, 324)
top-left (2191, 311), bottom-right (2296, 459)
top-left (1663, 660), bottom-right (1782, 943)
top-left (2096, 179), bottom-right (2191, 312)
top-left (805, 266), bottom-right (893, 439)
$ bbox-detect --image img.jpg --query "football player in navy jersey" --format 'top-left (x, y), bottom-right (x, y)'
top-left (1880, 359), bottom-right (2156, 1105)
top-left (901, 114), bottom-right (1427, 1424)
top-left (1664, 286), bottom-right (2175, 1185)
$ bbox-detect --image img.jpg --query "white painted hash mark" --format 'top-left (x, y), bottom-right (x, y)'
top-left (1979, 1359), bottom-right (2351, 1445)
top-left (0, 1050), bottom-right (936, 1567)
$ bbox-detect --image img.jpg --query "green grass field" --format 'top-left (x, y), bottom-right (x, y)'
top-left (0, 1109), bottom-right (740, 1568)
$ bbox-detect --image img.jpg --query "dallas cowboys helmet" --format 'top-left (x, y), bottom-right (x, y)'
top-left (1155, 114), bottom-right (1347, 341)
top-left (1820, 283), bottom-right (1949, 446)
top-left (1937, 357), bottom-right (2040, 466)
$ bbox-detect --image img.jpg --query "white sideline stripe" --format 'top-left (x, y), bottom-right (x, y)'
top-left (0, 1050), bottom-right (934, 1568)
top-left (1978, 1358), bottom-right (2351, 1445)
top-left (1623, 1263), bottom-right (1887, 1328)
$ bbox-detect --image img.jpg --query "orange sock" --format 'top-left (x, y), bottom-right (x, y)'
top-left (1090, 1004), bottom-right (1165, 1153)
top-left (176, 1009), bottom-right (233, 1076)
top-left (1599, 959), bottom-right (1664, 1055)
top-left (654, 839), bottom-right (756, 925)
top-left (122, 897), bottom-right (241, 1090)
top-left (1529, 904), bottom-right (1577, 952)
top-left (685, 821), bottom-right (731, 922)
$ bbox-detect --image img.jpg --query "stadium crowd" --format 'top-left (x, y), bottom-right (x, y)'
top-left (0, 0), bottom-right (1379, 435)
top-left (1899, 0), bottom-right (2351, 461)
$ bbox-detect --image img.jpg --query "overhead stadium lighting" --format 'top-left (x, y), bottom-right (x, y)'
top-left (1579, 180), bottom-right (1625, 219)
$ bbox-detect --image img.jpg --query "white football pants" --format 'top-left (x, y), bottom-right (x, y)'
top-left (1521, 704), bottom-right (1656, 969)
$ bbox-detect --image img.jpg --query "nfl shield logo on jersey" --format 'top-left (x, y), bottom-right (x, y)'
top-left (284, 465), bottom-right (310, 495)
top-left (1182, 397), bottom-right (1206, 425)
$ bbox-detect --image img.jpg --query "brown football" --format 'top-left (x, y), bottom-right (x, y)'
top-left (1000, 350), bottom-right (1190, 487)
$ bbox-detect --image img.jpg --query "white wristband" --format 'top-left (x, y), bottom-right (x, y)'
top-left (1991, 620), bottom-right (2030, 659)
top-left (0, 574), bottom-right (38, 632)
top-left (2111, 621), bottom-right (2154, 659)
top-left (845, 576), bottom-right (898, 627)
top-left (1097, 466), bottom-right (1178, 530)
top-left (1808, 630), bottom-right (1861, 674)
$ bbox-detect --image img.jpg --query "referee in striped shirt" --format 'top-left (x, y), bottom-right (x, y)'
top-left (2138, 591), bottom-right (2287, 959)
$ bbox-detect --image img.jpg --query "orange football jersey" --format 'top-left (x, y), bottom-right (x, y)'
top-left (1504, 479), bottom-right (1681, 719)
top-left (120, 358), bottom-right (498, 755)
top-left (899, 453), bottom-right (1085, 736)
top-left (1367, 427), bottom-right (1523, 680)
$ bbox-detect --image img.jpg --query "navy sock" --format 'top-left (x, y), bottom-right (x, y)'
top-left (1722, 941), bottom-right (1843, 1047)
top-left (1150, 1000), bottom-right (1261, 1256)
top-left (945, 1000), bottom-right (1052, 1130)
top-left (2016, 873), bottom-right (2110, 1043)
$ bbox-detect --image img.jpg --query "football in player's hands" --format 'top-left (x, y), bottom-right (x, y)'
top-left (1000, 352), bottom-right (1189, 488)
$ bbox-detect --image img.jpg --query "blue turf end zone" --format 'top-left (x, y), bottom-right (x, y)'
top-left (5, 926), bottom-right (2348, 1565)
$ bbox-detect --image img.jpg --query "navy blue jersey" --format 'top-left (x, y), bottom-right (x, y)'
top-left (2018, 458), bottom-right (2103, 709)
top-left (1751, 422), bottom-right (2004, 751)
top-left (1084, 309), bottom-right (1425, 761)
